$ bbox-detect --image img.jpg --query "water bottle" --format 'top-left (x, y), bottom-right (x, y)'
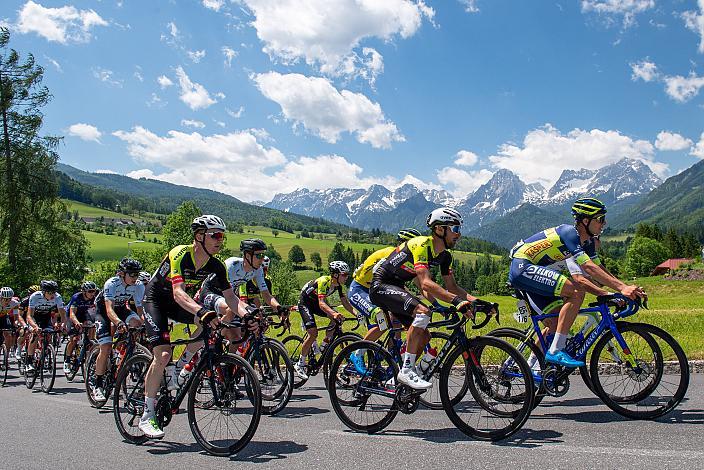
top-left (177, 356), bottom-right (197, 387)
top-left (418, 347), bottom-right (437, 374)
top-left (311, 342), bottom-right (321, 355)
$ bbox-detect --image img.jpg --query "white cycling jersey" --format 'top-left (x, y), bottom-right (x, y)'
top-left (28, 291), bottom-right (64, 315)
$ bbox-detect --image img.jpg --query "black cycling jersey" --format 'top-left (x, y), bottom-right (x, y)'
top-left (375, 236), bottom-right (453, 286)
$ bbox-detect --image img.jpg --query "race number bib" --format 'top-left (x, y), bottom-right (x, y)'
top-left (376, 310), bottom-right (390, 331)
top-left (513, 299), bottom-right (529, 323)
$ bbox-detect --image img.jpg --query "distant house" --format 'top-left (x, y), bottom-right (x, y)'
top-left (79, 216), bottom-right (144, 226)
top-left (651, 258), bottom-right (694, 276)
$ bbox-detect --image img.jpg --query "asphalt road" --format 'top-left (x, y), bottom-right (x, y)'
top-left (1, 356), bottom-right (702, 470)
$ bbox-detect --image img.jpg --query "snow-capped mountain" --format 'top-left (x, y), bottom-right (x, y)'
top-left (265, 158), bottom-right (661, 232)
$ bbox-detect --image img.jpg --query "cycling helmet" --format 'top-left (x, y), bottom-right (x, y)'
top-left (572, 197), bottom-right (607, 218)
top-left (261, 256), bottom-right (270, 269)
top-left (137, 271), bottom-right (152, 284)
top-left (397, 228), bottom-right (422, 242)
top-left (426, 207), bottom-right (463, 228)
top-left (80, 281), bottom-right (97, 291)
top-left (40, 280), bottom-right (58, 293)
top-left (329, 261), bottom-right (350, 274)
top-left (28, 285), bottom-right (40, 295)
top-left (240, 238), bottom-right (267, 253)
top-left (191, 215), bottom-right (226, 233)
top-left (0, 287), bottom-right (14, 299)
top-left (117, 258), bottom-right (143, 273)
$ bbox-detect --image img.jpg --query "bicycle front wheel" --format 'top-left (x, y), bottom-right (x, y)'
top-left (187, 353), bottom-right (262, 456)
top-left (248, 339), bottom-right (294, 416)
top-left (281, 335), bottom-right (308, 388)
top-left (40, 345), bottom-right (56, 393)
top-left (63, 340), bottom-right (79, 381)
top-left (440, 336), bottom-right (534, 441)
top-left (113, 353), bottom-right (152, 444)
top-left (590, 322), bottom-right (689, 420)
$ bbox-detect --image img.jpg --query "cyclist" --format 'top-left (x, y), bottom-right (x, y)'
top-left (25, 280), bottom-right (65, 374)
top-left (294, 261), bottom-right (356, 380)
top-left (238, 256), bottom-right (273, 308)
top-left (369, 208), bottom-right (483, 390)
top-left (63, 281), bottom-right (99, 375)
top-left (139, 215), bottom-right (241, 439)
top-left (347, 228), bottom-right (422, 373)
top-left (15, 285), bottom-right (39, 361)
top-left (508, 197), bottom-right (644, 368)
top-left (1, 287), bottom-right (20, 358)
top-left (92, 259), bottom-right (146, 403)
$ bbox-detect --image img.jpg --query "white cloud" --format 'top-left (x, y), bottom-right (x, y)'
top-left (134, 67), bottom-right (144, 82)
top-left (202, 0), bottom-right (225, 11)
top-left (437, 167), bottom-right (493, 197)
top-left (187, 49), bottom-right (206, 63)
top-left (67, 123), bottom-right (102, 143)
top-left (654, 131), bottom-right (693, 151)
top-left (222, 46), bottom-right (238, 67)
top-left (181, 119), bottom-right (206, 129)
top-left (253, 72), bottom-right (404, 149)
top-left (15, 0), bottom-right (108, 43)
top-left (459, 0), bottom-right (480, 13)
top-left (241, 0), bottom-right (434, 80)
top-left (92, 67), bottom-right (122, 87)
top-left (44, 55), bottom-right (62, 72)
top-left (691, 132), bottom-right (704, 159)
top-left (175, 66), bottom-right (218, 110)
top-left (95, 169), bottom-right (117, 174)
top-left (682, 0), bottom-right (704, 54)
top-left (664, 73), bottom-right (704, 102)
top-left (581, 0), bottom-right (654, 28)
top-left (146, 93), bottom-right (166, 109)
top-left (227, 106), bottom-right (245, 118)
top-left (157, 75), bottom-right (173, 88)
top-left (630, 59), bottom-right (658, 82)
top-left (454, 150), bottom-right (479, 167)
top-left (488, 124), bottom-right (666, 188)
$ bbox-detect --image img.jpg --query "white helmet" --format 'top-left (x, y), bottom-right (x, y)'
top-left (329, 261), bottom-right (350, 274)
top-left (0, 287), bottom-right (14, 299)
top-left (426, 207), bottom-right (463, 228)
top-left (191, 215), bottom-right (226, 233)
top-left (262, 256), bottom-right (270, 269)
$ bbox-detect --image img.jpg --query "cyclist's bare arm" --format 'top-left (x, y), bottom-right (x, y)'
top-left (340, 295), bottom-right (355, 316)
top-left (69, 305), bottom-right (81, 327)
top-left (581, 260), bottom-right (640, 298)
top-left (223, 287), bottom-right (248, 318)
top-left (318, 298), bottom-right (342, 320)
top-left (27, 307), bottom-right (38, 330)
top-left (443, 274), bottom-right (478, 302)
top-left (260, 290), bottom-right (281, 310)
top-left (172, 282), bottom-right (205, 314)
top-left (103, 298), bottom-right (125, 326)
top-left (571, 273), bottom-right (608, 297)
top-left (416, 267), bottom-right (462, 304)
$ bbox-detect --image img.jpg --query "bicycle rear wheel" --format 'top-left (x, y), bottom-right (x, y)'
top-left (281, 335), bottom-right (308, 388)
top-left (418, 332), bottom-right (453, 410)
top-left (113, 353), bottom-right (152, 444)
top-left (322, 333), bottom-right (363, 388)
top-left (440, 336), bottom-right (534, 441)
top-left (63, 340), bottom-right (79, 381)
top-left (328, 340), bottom-right (399, 433)
top-left (188, 353), bottom-right (262, 456)
top-left (1, 343), bottom-right (8, 386)
top-left (590, 322), bottom-right (689, 420)
top-left (40, 344), bottom-right (57, 393)
top-left (248, 339), bottom-right (294, 416)
top-left (25, 350), bottom-right (39, 389)
top-left (84, 348), bottom-right (103, 407)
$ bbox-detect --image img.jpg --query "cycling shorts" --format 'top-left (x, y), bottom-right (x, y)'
top-left (348, 281), bottom-right (379, 327)
top-left (297, 301), bottom-right (328, 330)
top-left (143, 297), bottom-right (195, 347)
top-left (33, 312), bottom-right (52, 330)
top-left (368, 281), bottom-right (419, 328)
top-left (95, 307), bottom-right (141, 345)
top-left (0, 315), bottom-right (13, 330)
top-left (508, 258), bottom-right (568, 298)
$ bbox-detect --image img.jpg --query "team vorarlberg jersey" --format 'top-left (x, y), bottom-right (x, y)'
top-left (0, 298), bottom-right (19, 316)
top-left (201, 257), bottom-right (268, 296)
top-left (301, 275), bottom-right (343, 304)
top-left (95, 276), bottom-right (145, 313)
top-left (28, 291), bottom-right (64, 315)
top-left (511, 225), bottom-right (601, 267)
top-left (146, 244), bottom-right (229, 301)
top-left (352, 246), bottom-right (395, 288)
top-left (66, 292), bottom-right (97, 316)
top-left (375, 236), bottom-right (453, 285)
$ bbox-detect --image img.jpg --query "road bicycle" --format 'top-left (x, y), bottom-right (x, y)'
top-left (24, 327), bottom-right (59, 393)
top-left (63, 322), bottom-right (97, 382)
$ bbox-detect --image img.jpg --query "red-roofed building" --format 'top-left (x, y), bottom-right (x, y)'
top-left (651, 258), bottom-right (694, 276)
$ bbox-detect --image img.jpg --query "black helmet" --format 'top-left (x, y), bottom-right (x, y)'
top-left (240, 238), bottom-right (267, 253)
top-left (117, 258), bottom-right (143, 273)
top-left (40, 280), bottom-right (58, 293)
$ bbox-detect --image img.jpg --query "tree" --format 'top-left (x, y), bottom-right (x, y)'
top-left (272, 229), bottom-right (279, 238)
top-left (268, 261), bottom-right (300, 306)
top-left (266, 244), bottom-right (282, 262)
top-left (288, 244), bottom-right (305, 266)
top-left (310, 252), bottom-right (322, 270)
top-left (0, 28), bottom-right (88, 287)
top-left (623, 236), bottom-right (669, 278)
top-left (161, 200), bottom-right (201, 248)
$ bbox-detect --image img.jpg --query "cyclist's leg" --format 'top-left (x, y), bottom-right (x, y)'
top-left (348, 281), bottom-right (382, 343)
top-left (297, 303), bottom-right (318, 361)
top-left (204, 294), bottom-right (238, 352)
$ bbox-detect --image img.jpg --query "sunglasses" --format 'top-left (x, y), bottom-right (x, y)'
top-left (125, 271), bottom-right (140, 278)
top-left (593, 215), bottom-right (606, 223)
top-left (253, 253), bottom-right (266, 259)
top-left (206, 231), bottom-right (225, 240)
top-left (84, 289), bottom-right (97, 294)
top-left (449, 225), bottom-right (462, 234)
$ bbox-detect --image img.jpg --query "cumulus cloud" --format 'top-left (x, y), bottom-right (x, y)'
top-left (175, 66), bottom-right (218, 110)
top-left (181, 119), bottom-right (206, 129)
top-left (67, 123), bottom-right (102, 142)
top-left (222, 46), bottom-right (238, 67)
top-left (581, 0), bottom-right (654, 28)
top-left (488, 124), bottom-right (666, 187)
top-left (682, 0), bottom-right (704, 53)
top-left (44, 55), bottom-right (62, 72)
top-left (454, 150), bottom-right (479, 167)
top-left (664, 73), bottom-right (704, 103)
top-left (654, 131), bottom-right (693, 151)
top-left (227, 106), bottom-right (245, 118)
top-left (157, 75), bottom-right (173, 88)
top-left (253, 72), bottom-right (404, 149)
top-left (92, 67), bottom-right (123, 87)
top-left (14, 0), bottom-right (108, 43)
top-left (437, 167), bottom-right (493, 197)
top-left (691, 132), bottom-right (704, 159)
top-left (241, 0), bottom-right (434, 80)
top-left (202, 0), bottom-right (225, 11)
top-left (187, 49), bottom-right (206, 63)
top-left (630, 59), bottom-right (658, 82)
top-left (459, 0), bottom-right (480, 13)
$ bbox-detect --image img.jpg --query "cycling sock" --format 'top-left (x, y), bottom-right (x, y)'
top-left (527, 353), bottom-right (540, 371)
top-left (548, 333), bottom-right (567, 354)
top-left (354, 348), bottom-right (366, 359)
top-left (142, 397), bottom-right (157, 419)
top-left (402, 353), bottom-right (416, 372)
top-left (297, 356), bottom-right (305, 367)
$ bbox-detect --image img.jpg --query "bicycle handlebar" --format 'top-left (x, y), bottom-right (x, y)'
top-left (587, 293), bottom-right (647, 318)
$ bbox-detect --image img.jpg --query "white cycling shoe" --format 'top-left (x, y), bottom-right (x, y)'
top-left (138, 416), bottom-right (165, 439)
top-left (293, 363), bottom-right (309, 380)
top-left (92, 387), bottom-right (107, 403)
top-left (396, 368), bottom-right (432, 390)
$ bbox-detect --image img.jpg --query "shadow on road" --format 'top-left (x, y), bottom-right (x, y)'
top-left (655, 408), bottom-right (704, 425)
top-left (145, 439), bottom-right (308, 462)
top-left (45, 386), bottom-right (86, 395)
top-left (494, 428), bottom-right (564, 448)
top-left (536, 397), bottom-right (604, 408)
top-left (288, 393), bottom-right (323, 402)
top-left (532, 409), bottom-right (628, 423)
top-left (271, 405), bottom-right (330, 419)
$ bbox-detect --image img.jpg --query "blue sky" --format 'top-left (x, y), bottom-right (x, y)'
top-left (2, 0), bottom-right (703, 202)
